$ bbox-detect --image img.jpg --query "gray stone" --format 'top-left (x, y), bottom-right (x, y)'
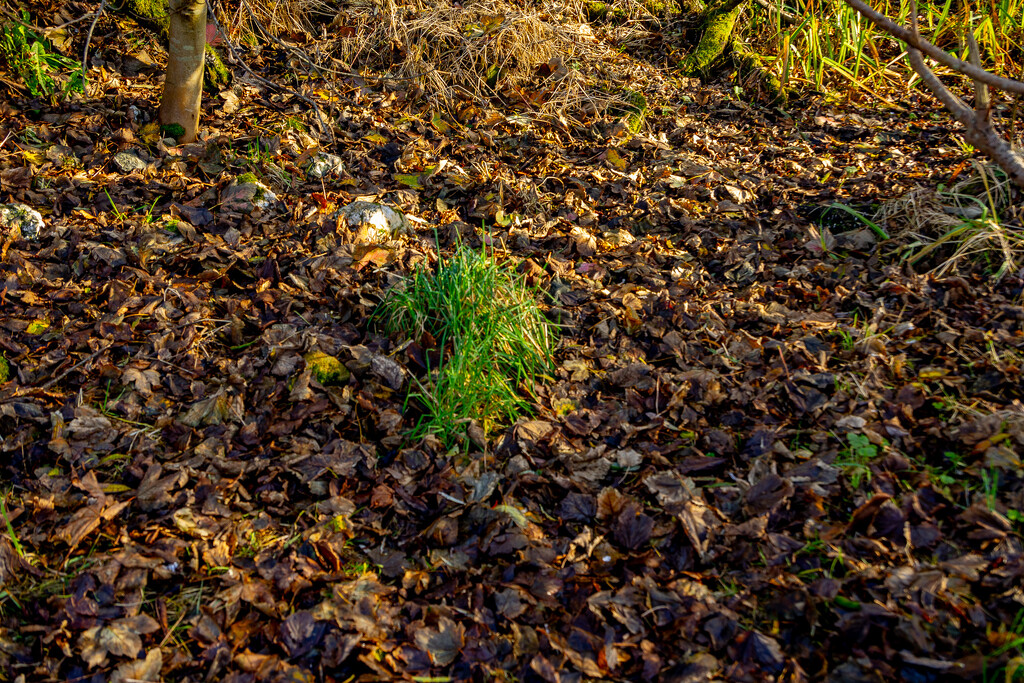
top-left (0, 203), bottom-right (44, 240)
top-left (335, 201), bottom-right (410, 243)
top-left (307, 153), bottom-right (345, 179)
top-left (112, 151), bottom-right (148, 174)
top-left (221, 176), bottom-right (279, 214)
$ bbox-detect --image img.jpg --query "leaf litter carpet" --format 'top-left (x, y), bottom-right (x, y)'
top-left (2, 37), bottom-right (1024, 683)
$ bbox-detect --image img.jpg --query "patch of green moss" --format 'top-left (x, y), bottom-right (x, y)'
top-left (123, 0), bottom-right (170, 36)
top-left (642, 0), bottom-right (682, 16)
top-left (304, 351), bottom-right (350, 385)
top-left (585, 1), bottom-right (610, 20)
top-left (204, 45), bottom-right (231, 91)
top-left (610, 90), bottom-right (648, 132)
top-left (237, 172), bottom-right (259, 184)
top-left (161, 123), bottom-right (186, 140)
top-left (0, 356), bottom-right (9, 383)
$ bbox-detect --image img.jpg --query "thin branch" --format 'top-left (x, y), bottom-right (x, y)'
top-left (0, 5), bottom-right (99, 32)
top-left (81, 0), bottom-right (108, 77)
top-left (204, 0), bottom-right (333, 138)
top-left (903, 0), bottom-right (1024, 189)
top-left (966, 30), bottom-right (989, 131)
top-left (844, 0), bottom-right (1024, 95)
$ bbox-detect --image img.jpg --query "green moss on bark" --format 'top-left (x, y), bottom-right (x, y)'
top-left (733, 48), bottom-right (790, 104)
top-left (680, 0), bottom-right (744, 75)
top-left (587, 0), bottom-right (684, 21)
top-left (121, 0), bottom-right (229, 89)
top-left (124, 0), bottom-right (170, 36)
top-left (642, 0), bottom-right (682, 16)
top-left (204, 44), bottom-right (230, 90)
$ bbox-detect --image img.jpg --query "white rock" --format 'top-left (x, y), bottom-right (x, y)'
top-left (835, 415), bottom-right (867, 431)
top-left (336, 201), bottom-right (410, 242)
top-left (0, 203), bottom-right (44, 240)
top-left (307, 153), bottom-right (345, 179)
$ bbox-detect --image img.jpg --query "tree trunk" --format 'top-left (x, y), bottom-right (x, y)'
top-left (159, 0), bottom-right (207, 143)
top-left (680, 0), bottom-right (745, 75)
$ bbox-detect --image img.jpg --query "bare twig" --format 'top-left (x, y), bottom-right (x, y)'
top-left (845, 0), bottom-right (1024, 189)
top-left (205, 0), bottom-right (333, 138)
top-left (0, 5), bottom-right (98, 32)
top-left (81, 0), bottom-right (108, 78)
top-left (966, 30), bottom-right (989, 131)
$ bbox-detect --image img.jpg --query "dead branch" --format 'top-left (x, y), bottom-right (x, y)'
top-left (844, 0), bottom-right (1024, 96)
top-left (846, 0), bottom-right (1024, 190)
top-left (905, 1), bottom-right (1024, 188)
top-left (750, 0), bottom-right (799, 25)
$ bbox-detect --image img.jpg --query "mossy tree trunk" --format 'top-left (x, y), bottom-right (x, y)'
top-left (680, 0), bottom-right (745, 75)
top-left (124, 0), bottom-right (170, 32)
top-left (668, 0), bottom-right (790, 102)
top-left (159, 0), bottom-right (207, 142)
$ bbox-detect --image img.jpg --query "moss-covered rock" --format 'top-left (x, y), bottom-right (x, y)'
top-left (0, 356), bottom-right (9, 383)
top-left (610, 90), bottom-right (648, 132)
top-left (222, 174), bottom-right (278, 213)
top-left (304, 351), bottom-right (350, 385)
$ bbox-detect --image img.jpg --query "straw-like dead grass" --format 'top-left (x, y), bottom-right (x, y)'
top-left (229, 0), bottom-right (657, 125)
top-left (328, 0), bottom-right (627, 120)
top-left (879, 163), bottom-right (1024, 278)
top-left (224, 0), bottom-right (336, 40)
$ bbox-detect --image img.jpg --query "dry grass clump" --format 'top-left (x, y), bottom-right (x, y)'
top-left (224, 0), bottom-right (337, 40)
top-left (327, 0), bottom-right (645, 123)
top-left (879, 163), bottom-right (1023, 278)
top-left (213, 0), bottom-right (668, 126)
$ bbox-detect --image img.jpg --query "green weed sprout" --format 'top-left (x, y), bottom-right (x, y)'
top-left (0, 12), bottom-right (84, 99)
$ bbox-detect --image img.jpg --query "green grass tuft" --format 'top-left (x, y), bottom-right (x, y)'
top-left (378, 246), bottom-right (556, 448)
